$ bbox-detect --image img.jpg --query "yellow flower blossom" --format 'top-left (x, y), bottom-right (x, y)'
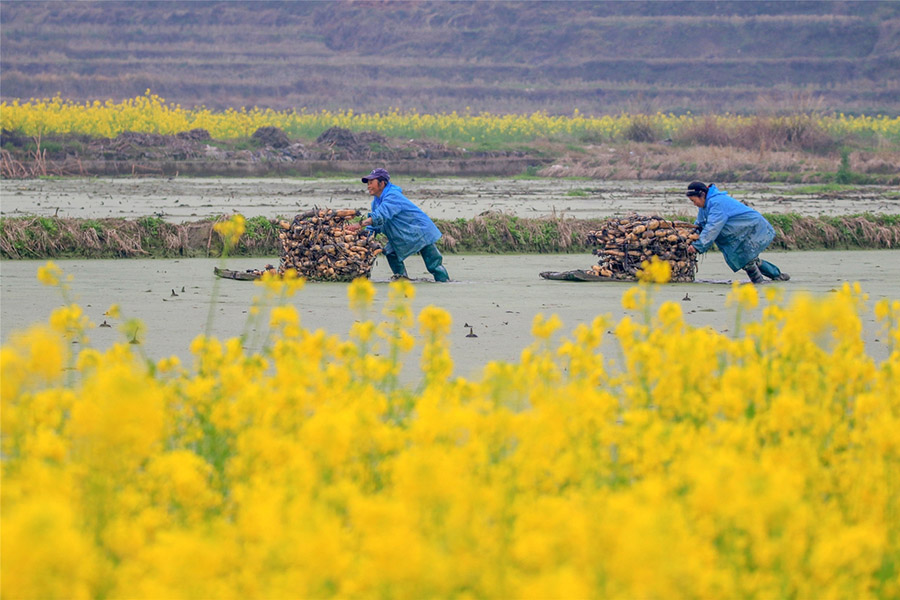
top-left (1, 261), bottom-right (898, 598)
top-left (727, 281), bottom-right (759, 310)
top-left (622, 286), bottom-right (649, 311)
top-left (531, 313), bottom-right (563, 340)
top-left (637, 256), bottom-right (672, 284)
top-left (213, 214), bottom-right (246, 248)
top-left (348, 277), bottom-right (376, 313)
top-left (418, 305), bottom-right (453, 336)
top-left (36, 261), bottom-right (63, 287)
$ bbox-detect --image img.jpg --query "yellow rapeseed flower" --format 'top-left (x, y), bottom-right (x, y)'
top-left (637, 256), bottom-right (672, 284)
top-left (418, 305), bottom-right (453, 337)
top-left (531, 313), bottom-right (563, 340)
top-left (213, 214), bottom-right (246, 248)
top-left (727, 281), bottom-right (760, 310)
top-left (36, 261), bottom-right (62, 287)
top-left (2, 260), bottom-right (898, 598)
top-left (348, 277), bottom-right (376, 313)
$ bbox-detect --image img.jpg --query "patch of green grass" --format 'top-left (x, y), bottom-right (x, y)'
top-left (565, 188), bottom-right (589, 197)
top-left (243, 216), bottom-right (276, 240)
top-left (36, 216), bottom-right (58, 234)
top-left (538, 221), bottom-right (559, 249)
top-left (512, 165), bottom-right (543, 179)
top-left (38, 141), bottom-right (64, 153)
top-left (790, 184), bottom-right (857, 195)
top-left (505, 216), bottom-right (525, 244)
top-left (764, 172), bottom-right (795, 184)
top-left (80, 220), bottom-right (105, 235)
top-left (137, 215), bottom-right (165, 236)
top-left (764, 213), bottom-right (804, 233)
top-left (207, 139), bottom-right (255, 151)
top-left (825, 171), bottom-right (875, 185)
top-left (830, 147), bottom-right (875, 185)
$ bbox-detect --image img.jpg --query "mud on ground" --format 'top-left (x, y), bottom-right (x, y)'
top-left (3, 251), bottom-right (899, 383)
top-left (0, 126), bottom-right (536, 179)
top-left (2, 126), bottom-right (899, 184)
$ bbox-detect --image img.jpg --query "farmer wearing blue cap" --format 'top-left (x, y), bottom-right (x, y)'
top-left (348, 168), bottom-right (450, 282)
top-left (686, 181), bottom-right (789, 284)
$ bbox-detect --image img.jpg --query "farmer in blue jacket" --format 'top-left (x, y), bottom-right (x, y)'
top-left (348, 168), bottom-right (450, 282)
top-left (686, 182), bottom-right (789, 284)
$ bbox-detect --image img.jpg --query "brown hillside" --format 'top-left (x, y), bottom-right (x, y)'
top-left (2, 1), bottom-right (899, 115)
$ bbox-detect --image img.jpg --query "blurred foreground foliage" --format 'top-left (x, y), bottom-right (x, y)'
top-left (2, 262), bottom-right (899, 598)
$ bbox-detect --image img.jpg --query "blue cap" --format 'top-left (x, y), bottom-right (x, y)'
top-left (362, 168), bottom-right (390, 183)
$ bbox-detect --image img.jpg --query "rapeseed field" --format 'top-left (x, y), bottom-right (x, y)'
top-left (2, 92), bottom-right (899, 147)
top-left (3, 238), bottom-right (898, 598)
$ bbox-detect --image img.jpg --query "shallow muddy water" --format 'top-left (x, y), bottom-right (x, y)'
top-left (2, 177), bottom-right (898, 223)
top-left (2, 250), bottom-right (898, 382)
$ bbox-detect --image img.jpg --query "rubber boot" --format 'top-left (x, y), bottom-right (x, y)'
top-left (759, 259), bottom-right (790, 281)
top-left (385, 250), bottom-right (408, 279)
top-left (743, 261), bottom-right (766, 284)
top-left (420, 244), bottom-right (450, 282)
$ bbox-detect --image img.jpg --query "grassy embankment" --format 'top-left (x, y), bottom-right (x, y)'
top-left (2, 213), bottom-right (899, 260)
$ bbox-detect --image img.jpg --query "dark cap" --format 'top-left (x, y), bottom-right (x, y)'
top-left (362, 168), bottom-right (390, 183)
top-left (686, 181), bottom-right (708, 197)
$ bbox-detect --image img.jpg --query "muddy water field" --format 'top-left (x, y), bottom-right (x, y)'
top-left (2, 177), bottom-right (899, 381)
top-left (2, 177), bottom-right (900, 222)
top-left (2, 251), bottom-right (899, 383)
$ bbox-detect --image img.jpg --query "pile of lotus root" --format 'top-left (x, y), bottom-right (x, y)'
top-left (278, 208), bottom-right (382, 281)
top-left (587, 215), bottom-right (700, 282)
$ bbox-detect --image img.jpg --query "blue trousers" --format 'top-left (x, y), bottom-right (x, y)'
top-left (385, 244), bottom-right (449, 282)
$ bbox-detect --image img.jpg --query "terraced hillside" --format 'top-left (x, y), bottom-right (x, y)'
top-left (2, 0), bottom-right (899, 115)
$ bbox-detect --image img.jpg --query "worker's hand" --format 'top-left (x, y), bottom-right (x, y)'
top-left (687, 245), bottom-right (697, 254)
top-left (346, 223), bottom-right (361, 232)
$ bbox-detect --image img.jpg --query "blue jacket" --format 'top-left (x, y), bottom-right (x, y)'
top-left (368, 182), bottom-right (442, 261)
top-left (692, 184), bottom-right (775, 272)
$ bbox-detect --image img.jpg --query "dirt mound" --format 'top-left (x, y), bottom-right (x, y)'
top-left (251, 126), bottom-right (290, 148)
top-left (115, 131), bottom-right (171, 147)
top-left (1, 129), bottom-right (30, 148)
top-left (91, 132), bottom-right (202, 161)
top-left (0, 127), bottom-right (543, 178)
top-left (316, 126), bottom-right (367, 158)
top-left (177, 128), bottom-right (212, 141)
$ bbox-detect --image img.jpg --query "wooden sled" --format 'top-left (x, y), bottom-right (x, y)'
top-left (540, 269), bottom-right (614, 282)
top-left (214, 266), bottom-right (269, 281)
top-left (540, 269), bottom-right (768, 285)
top-left (215, 266), bottom-right (381, 283)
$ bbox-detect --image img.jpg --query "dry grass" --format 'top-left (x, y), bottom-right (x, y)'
top-left (3, 213), bottom-right (898, 260)
top-left (771, 215), bottom-right (900, 250)
top-left (541, 143), bottom-right (899, 184)
top-left (436, 213), bottom-right (605, 254)
top-left (0, 215), bottom-right (284, 259)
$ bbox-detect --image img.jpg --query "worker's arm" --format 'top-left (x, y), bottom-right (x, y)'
top-left (692, 203), bottom-right (727, 254)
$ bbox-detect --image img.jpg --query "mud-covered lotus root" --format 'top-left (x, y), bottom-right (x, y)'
top-left (586, 215), bottom-right (700, 282)
top-left (278, 208), bottom-right (383, 281)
